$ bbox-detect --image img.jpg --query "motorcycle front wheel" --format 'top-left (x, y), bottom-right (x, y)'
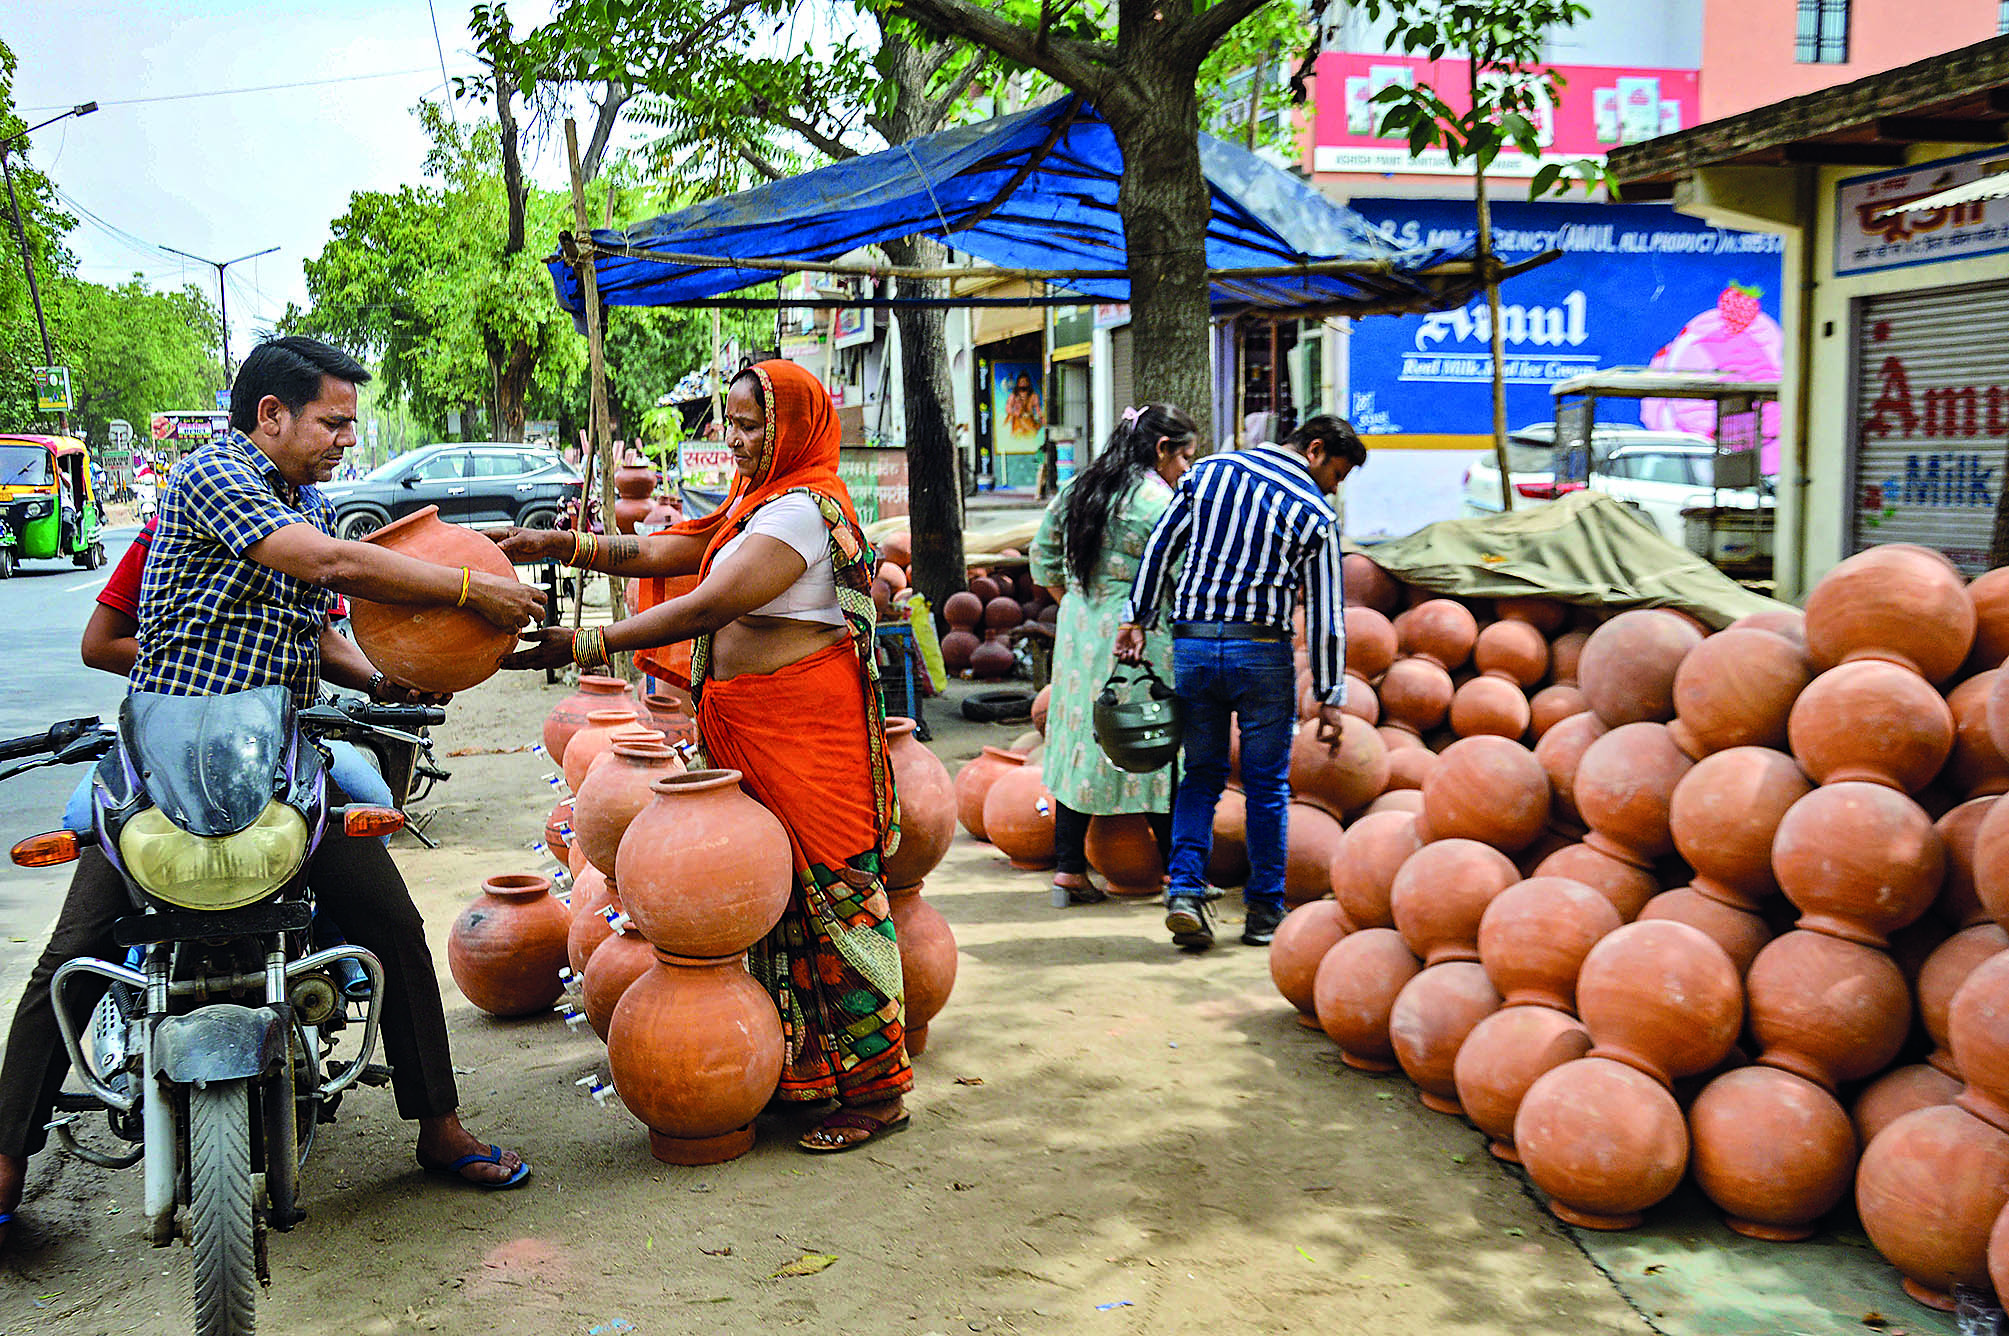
top-left (188, 1080), bottom-right (258, 1336)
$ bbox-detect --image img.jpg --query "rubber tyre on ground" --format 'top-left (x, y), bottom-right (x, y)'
top-left (0, 546), bottom-right (13, 579)
top-left (516, 506), bottom-right (560, 531)
top-left (188, 1079), bottom-right (258, 1336)
top-left (961, 690), bottom-right (1035, 724)
top-left (336, 510), bottom-right (387, 542)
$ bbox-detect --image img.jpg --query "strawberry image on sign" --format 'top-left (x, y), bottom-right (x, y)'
top-left (1717, 282), bottom-right (1763, 335)
top-left (1642, 280), bottom-right (1785, 471)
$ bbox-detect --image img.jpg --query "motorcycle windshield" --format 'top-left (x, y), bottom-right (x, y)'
top-left (120, 687), bottom-right (292, 837)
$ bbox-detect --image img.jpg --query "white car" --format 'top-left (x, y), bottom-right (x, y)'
top-left (1588, 440), bottom-right (1773, 549)
top-left (1459, 423), bottom-right (1661, 517)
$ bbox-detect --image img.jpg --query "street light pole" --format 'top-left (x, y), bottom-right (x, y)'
top-left (161, 244), bottom-right (280, 393)
top-left (0, 102), bottom-right (97, 433)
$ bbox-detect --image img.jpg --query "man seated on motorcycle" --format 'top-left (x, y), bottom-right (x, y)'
top-left (0, 336), bottom-right (547, 1247)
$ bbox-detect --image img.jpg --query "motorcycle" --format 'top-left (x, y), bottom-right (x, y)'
top-left (1, 688), bottom-right (445, 1336)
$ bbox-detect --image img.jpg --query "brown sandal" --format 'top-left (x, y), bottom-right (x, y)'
top-left (797, 1109), bottom-right (911, 1154)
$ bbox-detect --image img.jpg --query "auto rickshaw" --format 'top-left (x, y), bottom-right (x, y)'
top-left (0, 434), bottom-right (105, 578)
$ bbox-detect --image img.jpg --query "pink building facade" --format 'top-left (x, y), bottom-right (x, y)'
top-left (1700, 0), bottom-right (2003, 120)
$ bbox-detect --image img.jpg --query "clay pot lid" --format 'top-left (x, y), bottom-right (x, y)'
top-left (483, 873), bottom-right (554, 899)
top-left (649, 769), bottom-right (746, 794)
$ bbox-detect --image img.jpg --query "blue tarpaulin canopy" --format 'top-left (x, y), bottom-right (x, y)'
top-left (547, 98), bottom-right (1491, 319)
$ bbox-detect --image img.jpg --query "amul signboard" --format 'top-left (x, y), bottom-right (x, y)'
top-left (1836, 148), bottom-right (2009, 277)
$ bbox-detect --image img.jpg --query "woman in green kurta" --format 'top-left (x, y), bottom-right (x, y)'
top-left (1030, 403), bottom-right (1198, 903)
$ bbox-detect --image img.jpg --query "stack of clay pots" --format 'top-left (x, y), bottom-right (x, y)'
top-left (884, 718), bottom-right (962, 1056)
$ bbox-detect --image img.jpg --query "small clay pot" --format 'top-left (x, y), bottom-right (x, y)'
top-left (940, 629), bottom-right (981, 672)
top-left (982, 754), bottom-right (1057, 870)
top-left (1746, 929), bottom-right (1911, 1092)
top-left (1390, 838), bottom-right (1521, 966)
top-left (1312, 927), bottom-right (1422, 1071)
top-left (969, 638), bottom-right (1016, 680)
top-left (1549, 630), bottom-right (1591, 686)
top-left (1532, 841), bottom-right (1658, 922)
top-left (1284, 802), bottom-right (1346, 906)
top-left (1788, 661), bottom-right (1955, 793)
top-left (616, 771), bottom-right (795, 958)
top-left (1576, 920), bottom-right (1743, 1086)
top-left (446, 873), bottom-right (572, 1017)
top-left (1329, 810), bottom-right (1421, 930)
top-left (1397, 599), bottom-right (1478, 671)
top-left (1454, 1005), bottom-right (1593, 1162)
top-left (966, 575), bottom-right (1001, 605)
top-left (562, 708), bottom-right (648, 794)
top-left (1473, 619), bottom-right (1549, 688)
top-left (954, 746), bottom-right (1021, 841)
top-left (1534, 711), bottom-right (1608, 827)
top-left (883, 718), bottom-right (957, 889)
top-left (543, 675), bottom-right (643, 765)
top-left (1288, 716), bottom-right (1390, 818)
top-left (1575, 722), bottom-right (1693, 868)
top-left (572, 739), bottom-right (685, 878)
top-left (1668, 627), bottom-right (1812, 758)
top-left (1921, 924), bottom-right (2009, 1078)
top-left (889, 883), bottom-right (957, 1054)
top-left (942, 590), bottom-right (983, 631)
top-left (1343, 554), bottom-right (1403, 614)
top-left (1209, 788), bottom-right (1251, 888)
top-left (1085, 814), bottom-right (1165, 896)
top-left (348, 506), bottom-right (522, 694)
top-left (1856, 1064), bottom-right (1963, 1150)
top-left (1477, 876), bottom-right (1623, 1013)
top-left (1936, 797), bottom-right (1998, 928)
top-left (1528, 684), bottom-right (1588, 741)
top-left (1388, 960), bottom-right (1502, 1114)
top-left (1379, 657), bottom-right (1455, 737)
top-left (1688, 1065), bottom-right (1857, 1241)
top-left (1804, 543), bottom-right (1976, 685)
top-left (1636, 888), bottom-right (1771, 975)
top-left (1420, 735), bottom-right (1550, 853)
top-left (1577, 609), bottom-right (1705, 728)
top-left (1668, 745), bottom-right (1809, 912)
top-left (1344, 606), bottom-right (1399, 681)
top-left (1449, 677), bottom-right (1532, 740)
top-left (1856, 1104), bottom-right (2009, 1311)
top-left (1947, 671), bottom-right (2009, 798)
top-left (1516, 1056), bottom-right (1690, 1230)
top-left (1771, 782), bottom-right (1945, 948)
top-left (1494, 597), bottom-right (1569, 636)
top-left (1269, 900), bottom-right (1349, 1023)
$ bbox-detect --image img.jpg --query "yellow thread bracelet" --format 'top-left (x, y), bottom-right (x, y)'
top-left (456, 565), bottom-right (471, 607)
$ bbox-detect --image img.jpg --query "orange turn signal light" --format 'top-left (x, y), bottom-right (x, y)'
top-left (12, 830), bottom-right (81, 867)
top-left (342, 807), bottom-right (406, 838)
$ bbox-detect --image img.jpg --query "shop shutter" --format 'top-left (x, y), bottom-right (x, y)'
top-left (1852, 280), bottom-right (2009, 573)
top-left (1110, 324), bottom-right (1135, 421)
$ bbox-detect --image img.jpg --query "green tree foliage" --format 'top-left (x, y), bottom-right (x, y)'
top-left (48, 276), bottom-right (223, 443)
top-left (0, 37), bottom-right (78, 428)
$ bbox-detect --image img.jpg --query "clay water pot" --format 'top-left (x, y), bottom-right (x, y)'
top-left (882, 718), bottom-right (956, 889)
top-left (880, 529), bottom-right (912, 567)
top-left (615, 771), bottom-right (794, 958)
top-left (1973, 795), bottom-right (2009, 927)
top-left (1512, 823), bottom-right (1580, 880)
top-left (644, 692), bottom-right (696, 746)
top-left (1951, 948), bottom-right (2009, 1132)
top-left (348, 506), bottom-right (523, 694)
top-left (1342, 553), bottom-right (1401, 614)
top-left (983, 755), bottom-right (1056, 870)
top-left (1454, 1005), bottom-right (1593, 1163)
top-left (889, 882), bottom-right (957, 1055)
top-left (1396, 599), bottom-right (1478, 671)
top-left (982, 595), bottom-right (1021, 632)
top-left (1209, 788), bottom-right (1251, 888)
top-left (1364, 788), bottom-right (1424, 820)
top-left (612, 462), bottom-right (656, 500)
top-left (1329, 810), bottom-right (1422, 930)
top-left (1085, 815), bottom-right (1165, 896)
top-left (1477, 876), bottom-right (1623, 1013)
top-left (1577, 609), bottom-right (1705, 728)
top-left (1725, 607), bottom-right (1804, 646)
top-left (1378, 658), bottom-right (1454, 738)
top-left (562, 709), bottom-right (643, 794)
top-left (1576, 920), bottom-right (1743, 1086)
top-left (572, 739), bottom-right (684, 878)
top-left (1636, 888), bottom-right (1771, 975)
top-left (1669, 746), bottom-right (1809, 913)
top-left (1921, 924), bottom-right (2009, 1078)
top-left (1287, 715), bottom-right (1389, 818)
top-left (581, 920), bottom-right (655, 1040)
top-left (1804, 543), bottom-right (1976, 685)
top-left (1516, 1056), bottom-right (1689, 1229)
top-left (1527, 684), bottom-right (1588, 741)
top-left (1389, 838), bottom-right (1520, 966)
top-left (1745, 929), bottom-right (1910, 1092)
top-left (954, 746), bottom-right (1021, 841)
top-left (1856, 1064), bottom-right (1963, 1150)
top-left (607, 951), bottom-right (784, 1165)
top-left (544, 798), bottom-right (575, 864)
top-left (942, 590), bottom-right (983, 631)
top-left (1936, 797), bottom-right (1998, 928)
top-left (1856, 1104), bottom-right (2009, 1311)
top-left (1344, 606), bottom-right (1398, 681)
top-left (1030, 685), bottom-right (1052, 735)
top-left (612, 494), bottom-right (654, 535)
top-left (1270, 900), bottom-right (1350, 1024)
top-left (1532, 842), bottom-right (1658, 922)
top-left (1787, 661), bottom-right (1954, 793)
top-left (1383, 746), bottom-right (1437, 792)
top-left (1312, 928), bottom-right (1421, 1070)
top-left (1968, 567), bottom-right (2009, 674)
top-left (1575, 722), bottom-right (1693, 867)
top-left (1534, 711), bottom-right (1608, 827)
top-left (565, 859), bottom-right (610, 920)
top-left (939, 629), bottom-right (980, 672)
top-left (1473, 619), bottom-right (1549, 689)
top-left (969, 639), bottom-right (1015, 680)
top-left (543, 675), bottom-right (642, 765)
top-left (1419, 735), bottom-right (1548, 853)
top-left (1388, 960), bottom-right (1502, 1114)
top-left (446, 873), bottom-right (572, 1017)
top-left (1668, 627), bottom-right (1813, 757)
top-left (1772, 782), bottom-right (1945, 948)
top-left (966, 575), bottom-right (1001, 604)
top-left (1946, 671), bottom-right (2009, 799)
top-left (1449, 677), bottom-right (1531, 740)
top-left (1549, 629), bottom-right (1591, 686)
top-left (1284, 802), bottom-right (1345, 906)
top-left (1688, 1065), bottom-right (1857, 1242)
top-left (1339, 674), bottom-right (1380, 726)
top-left (1494, 596), bottom-right (1569, 637)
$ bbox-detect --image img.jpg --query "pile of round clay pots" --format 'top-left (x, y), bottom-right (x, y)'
top-left (1268, 542), bottom-right (2009, 1315)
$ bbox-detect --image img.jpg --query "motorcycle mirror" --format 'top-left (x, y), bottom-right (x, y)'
top-left (341, 805), bottom-right (406, 839)
top-left (12, 830), bottom-right (81, 867)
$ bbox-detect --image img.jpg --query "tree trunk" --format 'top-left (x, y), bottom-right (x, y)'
top-left (1471, 70), bottom-right (1512, 511)
top-left (483, 330), bottom-right (532, 442)
top-left (883, 234), bottom-right (965, 621)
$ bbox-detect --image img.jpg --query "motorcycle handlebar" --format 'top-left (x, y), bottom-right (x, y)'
top-left (0, 716), bottom-right (103, 763)
top-left (339, 701), bottom-right (447, 730)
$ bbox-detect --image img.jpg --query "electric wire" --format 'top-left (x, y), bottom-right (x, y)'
top-left (21, 67), bottom-right (474, 112)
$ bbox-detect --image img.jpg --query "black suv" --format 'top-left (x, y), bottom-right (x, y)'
top-left (318, 442), bottom-right (582, 540)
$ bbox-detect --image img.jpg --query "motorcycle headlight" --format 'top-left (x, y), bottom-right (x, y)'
top-left (117, 801), bottom-right (309, 910)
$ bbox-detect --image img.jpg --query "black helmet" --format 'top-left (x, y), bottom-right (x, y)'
top-left (1093, 664), bottom-right (1184, 773)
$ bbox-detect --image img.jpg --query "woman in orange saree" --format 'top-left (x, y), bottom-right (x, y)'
top-left (494, 359), bottom-right (911, 1151)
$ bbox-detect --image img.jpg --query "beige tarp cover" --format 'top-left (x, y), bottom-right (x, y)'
top-left (1349, 491), bottom-right (1793, 629)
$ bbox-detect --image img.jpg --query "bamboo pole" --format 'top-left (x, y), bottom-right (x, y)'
top-left (565, 118), bottom-right (633, 682)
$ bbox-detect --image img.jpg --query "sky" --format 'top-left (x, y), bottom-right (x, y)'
top-left (1, 0), bottom-right (599, 361)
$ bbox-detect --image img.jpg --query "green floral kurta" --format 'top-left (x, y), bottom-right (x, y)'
top-left (1030, 473), bottom-right (1177, 815)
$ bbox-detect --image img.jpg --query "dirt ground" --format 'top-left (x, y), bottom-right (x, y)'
top-left (0, 668), bottom-right (1658, 1336)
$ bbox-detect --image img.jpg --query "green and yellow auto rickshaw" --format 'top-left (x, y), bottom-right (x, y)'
top-left (0, 434), bottom-right (105, 578)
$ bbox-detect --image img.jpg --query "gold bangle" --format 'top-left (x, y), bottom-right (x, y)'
top-left (572, 626), bottom-right (608, 669)
top-left (575, 530), bottom-right (597, 571)
top-left (570, 530), bottom-right (585, 566)
top-left (455, 565), bottom-right (471, 607)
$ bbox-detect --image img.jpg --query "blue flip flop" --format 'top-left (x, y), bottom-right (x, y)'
top-left (419, 1144), bottom-right (530, 1190)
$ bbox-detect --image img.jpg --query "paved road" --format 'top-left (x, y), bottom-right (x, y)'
top-left (0, 526), bottom-right (141, 983)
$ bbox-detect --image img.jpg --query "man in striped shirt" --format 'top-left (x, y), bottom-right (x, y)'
top-left (1116, 415), bottom-right (1363, 949)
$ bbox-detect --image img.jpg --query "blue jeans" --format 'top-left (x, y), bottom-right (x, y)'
top-left (1167, 637), bottom-right (1296, 914)
top-left (64, 739), bottom-right (395, 839)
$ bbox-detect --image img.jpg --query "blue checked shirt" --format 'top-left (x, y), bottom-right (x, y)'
top-left (133, 431), bottom-right (335, 708)
top-left (1123, 445), bottom-right (1347, 704)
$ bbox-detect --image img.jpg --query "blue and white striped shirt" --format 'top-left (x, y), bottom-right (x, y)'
top-left (1123, 445), bottom-right (1346, 704)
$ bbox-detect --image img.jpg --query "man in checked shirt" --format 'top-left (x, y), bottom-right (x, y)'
top-left (1115, 414), bottom-right (1364, 950)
